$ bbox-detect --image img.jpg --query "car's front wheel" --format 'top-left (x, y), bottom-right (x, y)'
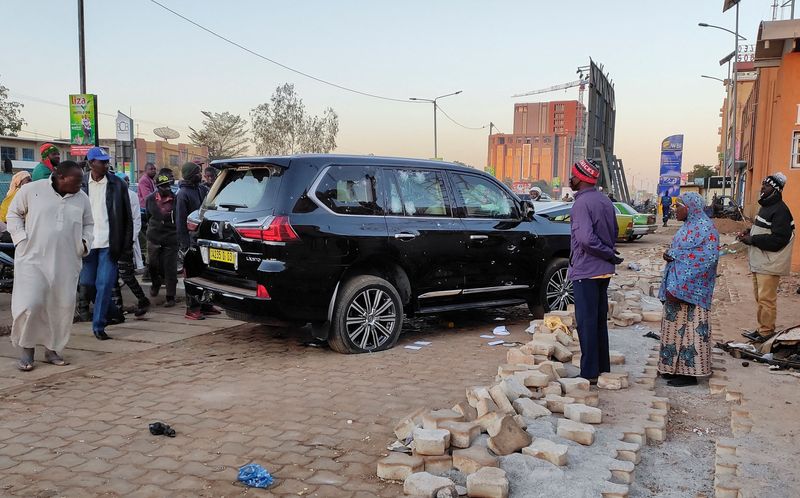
top-left (534, 257), bottom-right (574, 314)
top-left (328, 275), bottom-right (403, 354)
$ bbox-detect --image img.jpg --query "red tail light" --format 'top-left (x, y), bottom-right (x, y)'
top-left (256, 284), bottom-right (270, 299)
top-left (187, 219), bottom-right (199, 232)
top-left (235, 216), bottom-right (299, 242)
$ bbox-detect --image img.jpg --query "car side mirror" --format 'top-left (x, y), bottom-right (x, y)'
top-left (521, 199), bottom-right (535, 221)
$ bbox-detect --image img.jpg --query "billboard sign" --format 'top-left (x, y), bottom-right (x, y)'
top-left (69, 94), bottom-right (98, 150)
top-left (116, 111), bottom-right (133, 142)
top-left (657, 135), bottom-right (684, 197)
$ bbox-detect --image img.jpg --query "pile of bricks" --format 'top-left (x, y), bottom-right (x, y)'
top-left (377, 309), bottom-right (628, 498)
top-left (607, 251), bottom-right (668, 327)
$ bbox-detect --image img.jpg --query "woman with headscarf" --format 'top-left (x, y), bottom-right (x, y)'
top-left (657, 192), bottom-right (720, 387)
top-left (0, 171), bottom-right (32, 223)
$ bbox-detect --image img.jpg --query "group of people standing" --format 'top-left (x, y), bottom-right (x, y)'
top-left (7, 143), bottom-right (219, 371)
top-left (568, 158), bottom-right (794, 388)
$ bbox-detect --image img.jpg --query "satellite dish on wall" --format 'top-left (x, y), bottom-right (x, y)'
top-left (153, 127), bottom-right (180, 142)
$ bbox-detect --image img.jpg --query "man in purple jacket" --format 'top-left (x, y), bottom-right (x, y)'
top-left (568, 159), bottom-right (623, 381)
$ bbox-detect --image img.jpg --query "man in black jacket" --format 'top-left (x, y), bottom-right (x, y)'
top-left (78, 147), bottom-right (133, 340)
top-left (176, 162), bottom-right (219, 320)
top-left (738, 173), bottom-right (795, 343)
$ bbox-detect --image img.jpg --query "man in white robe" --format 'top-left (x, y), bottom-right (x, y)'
top-left (7, 161), bottom-right (93, 371)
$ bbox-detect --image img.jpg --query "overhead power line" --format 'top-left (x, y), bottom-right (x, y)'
top-left (437, 104), bottom-right (487, 131)
top-left (147, 0), bottom-right (417, 104)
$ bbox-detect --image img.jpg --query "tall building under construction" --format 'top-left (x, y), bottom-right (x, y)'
top-left (488, 101), bottom-right (585, 190)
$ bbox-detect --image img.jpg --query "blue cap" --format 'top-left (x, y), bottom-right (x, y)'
top-left (87, 147), bottom-right (110, 161)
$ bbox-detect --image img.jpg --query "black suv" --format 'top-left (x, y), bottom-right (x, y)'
top-left (184, 155), bottom-right (573, 353)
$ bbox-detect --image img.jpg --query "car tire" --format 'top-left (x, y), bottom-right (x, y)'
top-left (328, 275), bottom-right (403, 354)
top-left (531, 257), bottom-right (573, 315)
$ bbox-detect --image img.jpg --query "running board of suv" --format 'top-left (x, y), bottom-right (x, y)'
top-left (417, 298), bottom-right (527, 315)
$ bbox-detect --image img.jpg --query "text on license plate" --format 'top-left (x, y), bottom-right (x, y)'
top-left (209, 248), bottom-right (235, 264)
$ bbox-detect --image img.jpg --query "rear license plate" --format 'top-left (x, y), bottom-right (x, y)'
top-left (209, 248), bottom-right (236, 265)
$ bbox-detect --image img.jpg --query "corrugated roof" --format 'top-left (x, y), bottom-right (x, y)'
top-left (758, 19), bottom-right (800, 41)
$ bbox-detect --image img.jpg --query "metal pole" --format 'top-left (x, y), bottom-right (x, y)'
top-left (78, 0), bottom-right (86, 93)
top-left (433, 101), bottom-right (438, 159)
top-left (729, 3), bottom-right (740, 203)
top-left (721, 60), bottom-right (730, 197)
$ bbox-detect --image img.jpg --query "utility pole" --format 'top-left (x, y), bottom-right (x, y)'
top-left (433, 101), bottom-right (438, 159)
top-left (78, 0), bottom-right (86, 93)
top-left (729, 3), bottom-right (740, 203)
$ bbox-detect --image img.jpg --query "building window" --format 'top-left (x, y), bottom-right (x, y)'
top-left (792, 131), bottom-right (800, 169)
top-left (146, 152), bottom-right (156, 164)
top-left (22, 148), bottom-right (34, 161)
top-left (497, 137), bottom-right (505, 145)
top-left (169, 154), bottom-right (179, 167)
top-left (0, 147), bottom-right (16, 161)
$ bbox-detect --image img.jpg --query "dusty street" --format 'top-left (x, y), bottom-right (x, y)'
top-left (1, 225), bottom-right (799, 497)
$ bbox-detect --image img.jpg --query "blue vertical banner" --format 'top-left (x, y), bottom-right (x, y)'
top-left (657, 135), bottom-right (683, 197)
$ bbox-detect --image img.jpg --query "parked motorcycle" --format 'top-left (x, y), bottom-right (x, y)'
top-left (0, 242), bottom-right (14, 293)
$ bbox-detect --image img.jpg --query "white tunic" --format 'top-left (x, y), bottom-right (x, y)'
top-left (7, 180), bottom-right (94, 351)
top-left (128, 189), bottom-right (144, 269)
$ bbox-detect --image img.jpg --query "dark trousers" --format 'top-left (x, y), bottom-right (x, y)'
top-left (662, 207), bottom-right (671, 224)
top-left (573, 277), bottom-right (611, 379)
top-left (112, 259), bottom-right (148, 310)
top-left (80, 248), bottom-right (119, 333)
top-left (148, 240), bottom-right (178, 299)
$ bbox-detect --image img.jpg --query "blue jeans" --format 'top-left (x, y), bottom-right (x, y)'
top-left (573, 278), bottom-right (611, 379)
top-left (80, 248), bottom-right (119, 333)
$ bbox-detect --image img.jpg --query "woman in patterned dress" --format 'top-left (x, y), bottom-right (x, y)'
top-left (657, 192), bottom-right (720, 387)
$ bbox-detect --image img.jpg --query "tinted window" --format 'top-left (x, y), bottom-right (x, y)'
top-left (451, 173), bottom-right (517, 219)
top-left (386, 169), bottom-right (450, 217)
top-left (539, 207), bottom-right (571, 223)
top-left (315, 166), bottom-right (382, 215)
top-left (205, 166), bottom-right (282, 211)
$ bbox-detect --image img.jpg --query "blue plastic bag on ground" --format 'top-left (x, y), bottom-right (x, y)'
top-left (238, 463), bottom-right (274, 488)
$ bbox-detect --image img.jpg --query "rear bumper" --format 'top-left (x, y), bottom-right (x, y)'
top-left (633, 225), bottom-right (657, 235)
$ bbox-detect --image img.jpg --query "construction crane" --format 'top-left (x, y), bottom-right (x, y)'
top-left (511, 79), bottom-right (589, 105)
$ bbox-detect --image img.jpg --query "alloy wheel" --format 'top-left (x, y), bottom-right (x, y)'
top-left (345, 288), bottom-right (397, 350)
top-left (545, 267), bottom-right (574, 311)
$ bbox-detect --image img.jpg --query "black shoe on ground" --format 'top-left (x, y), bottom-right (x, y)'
top-left (106, 314), bottom-right (125, 326)
top-left (149, 284), bottom-right (160, 297)
top-left (667, 375), bottom-right (697, 387)
top-left (660, 373), bottom-right (676, 380)
top-left (93, 330), bottom-right (111, 341)
top-left (134, 299), bottom-right (151, 317)
top-left (164, 297), bottom-right (176, 308)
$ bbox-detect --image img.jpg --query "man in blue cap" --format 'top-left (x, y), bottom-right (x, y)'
top-left (77, 147), bottom-right (133, 340)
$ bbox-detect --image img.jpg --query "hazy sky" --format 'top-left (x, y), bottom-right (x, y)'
top-left (2, 0), bottom-right (781, 189)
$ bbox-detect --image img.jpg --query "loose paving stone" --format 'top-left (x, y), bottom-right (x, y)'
top-left (395, 409), bottom-right (426, 440)
top-left (404, 472), bottom-right (457, 497)
top-left (597, 372), bottom-right (629, 390)
top-left (467, 386), bottom-right (492, 408)
top-left (522, 438), bottom-right (569, 466)
top-left (568, 389), bottom-right (600, 407)
top-left (452, 446), bottom-right (499, 475)
top-left (512, 370), bottom-right (550, 388)
top-left (556, 418), bottom-right (596, 446)
top-left (423, 454), bottom-right (453, 476)
top-left (496, 364), bottom-right (534, 379)
top-left (551, 342), bottom-right (573, 362)
top-left (438, 421), bottom-right (481, 449)
top-left (377, 453), bottom-right (424, 481)
top-left (608, 459), bottom-right (635, 484)
top-left (475, 411), bottom-right (502, 433)
top-left (543, 394), bottom-right (575, 413)
top-left (609, 351), bottom-right (626, 365)
top-left (486, 415), bottom-right (532, 456)
top-left (557, 377), bottom-right (590, 394)
top-left (422, 409), bottom-right (464, 430)
top-left (466, 466), bottom-right (509, 498)
top-left (506, 348), bottom-right (536, 366)
top-left (413, 428), bottom-right (450, 456)
top-left (498, 377), bottom-right (532, 401)
top-left (542, 381), bottom-right (563, 395)
top-left (511, 398), bottom-right (552, 419)
top-left (452, 401), bottom-right (478, 422)
top-left (476, 396), bottom-right (500, 418)
top-left (564, 403), bottom-right (603, 424)
top-left (488, 385), bottom-right (515, 414)
top-left (613, 440), bottom-right (641, 464)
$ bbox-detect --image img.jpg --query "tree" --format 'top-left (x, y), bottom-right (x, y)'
top-left (689, 164), bottom-right (716, 181)
top-left (188, 111), bottom-right (249, 160)
top-left (0, 78), bottom-right (24, 136)
top-left (250, 83), bottom-right (338, 155)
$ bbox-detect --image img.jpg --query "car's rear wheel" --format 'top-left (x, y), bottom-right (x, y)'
top-left (532, 258), bottom-right (573, 314)
top-left (328, 275), bottom-right (403, 354)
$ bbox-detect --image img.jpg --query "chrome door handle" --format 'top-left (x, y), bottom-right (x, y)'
top-left (394, 233), bottom-right (417, 240)
top-left (470, 235), bottom-right (489, 240)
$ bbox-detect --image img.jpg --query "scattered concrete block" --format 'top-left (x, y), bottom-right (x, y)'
top-left (643, 420), bottom-right (666, 443)
top-left (488, 385), bottom-right (516, 414)
top-left (512, 398), bottom-right (552, 419)
top-left (487, 415), bottom-right (532, 455)
top-left (568, 390), bottom-right (599, 408)
top-left (544, 394), bottom-right (575, 414)
top-left (404, 472), bottom-right (457, 497)
top-left (552, 342), bottom-right (573, 362)
top-left (499, 377), bottom-right (532, 401)
top-left (423, 454), bottom-right (453, 476)
top-left (555, 330), bottom-right (573, 346)
top-left (438, 421), bottom-right (481, 449)
top-left (600, 481), bottom-right (630, 498)
top-left (377, 453), bottom-right (424, 480)
top-left (545, 310), bottom-right (575, 328)
top-left (476, 396), bottom-right (500, 417)
top-left (475, 411), bottom-right (502, 433)
top-left (564, 403), bottom-right (602, 424)
top-left (452, 401), bottom-right (478, 422)
top-left (413, 428), bottom-right (451, 456)
top-left (542, 381), bottom-right (563, 396)
top-left (608, 459), bottom-right (635, 484)
top-left (557, 418), bottom-right (596, 446)
top-left (609, 351), bottom-right (626, 365)
top-left (539, 360), bottom-right (567, 377)
top-left (522, 438), bottom-right (568, 466)
top-left (642, 311), bottom-right (663, 322)
top-left (532, 354), bottom-right (551, 364)
top-left (513, 370), bottom-right (550, 388)
top-left (394, 408), bottom-right (426, 441)
top-left (467, 386), bottom-right (492, 407)
top-left (648, 408), bottom-right (668, 425)
top-left (598, 372), bottom-right (629, 390)
top-left (423, 409), bottom-right (464, 430)
top-left (512, 414), bottom-right (526, 428)
top-left (497, 364), bottom-right (535, 379)
top-left (507, 348), bottom-right (536, 366)
top-left (621, 427), bottom-right (647, 446)
top-left (614, 440), bottom-right (641, 464)
top-left (466, 466), bottom-right (509, 498)
top-left (650, 396), bottom-right (670, 411)
top-left (452, 445), bottom-right (499, 475)
top-left (525, 319), bottom-right (544, 335)
top-left (558, 377), bottom-right (590, 394)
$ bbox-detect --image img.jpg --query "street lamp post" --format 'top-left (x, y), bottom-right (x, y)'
top-left (78, 0), bottom-right (86, 93)
top-left (699, 17), bottom-right (745, 201)
top-left (410, 91), bottom-right (462, 159)
top-left (701, 74), bottom-right (729, 197)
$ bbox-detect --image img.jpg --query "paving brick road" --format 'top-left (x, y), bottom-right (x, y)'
top-left (0, 309), bottom-right (518, 497)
